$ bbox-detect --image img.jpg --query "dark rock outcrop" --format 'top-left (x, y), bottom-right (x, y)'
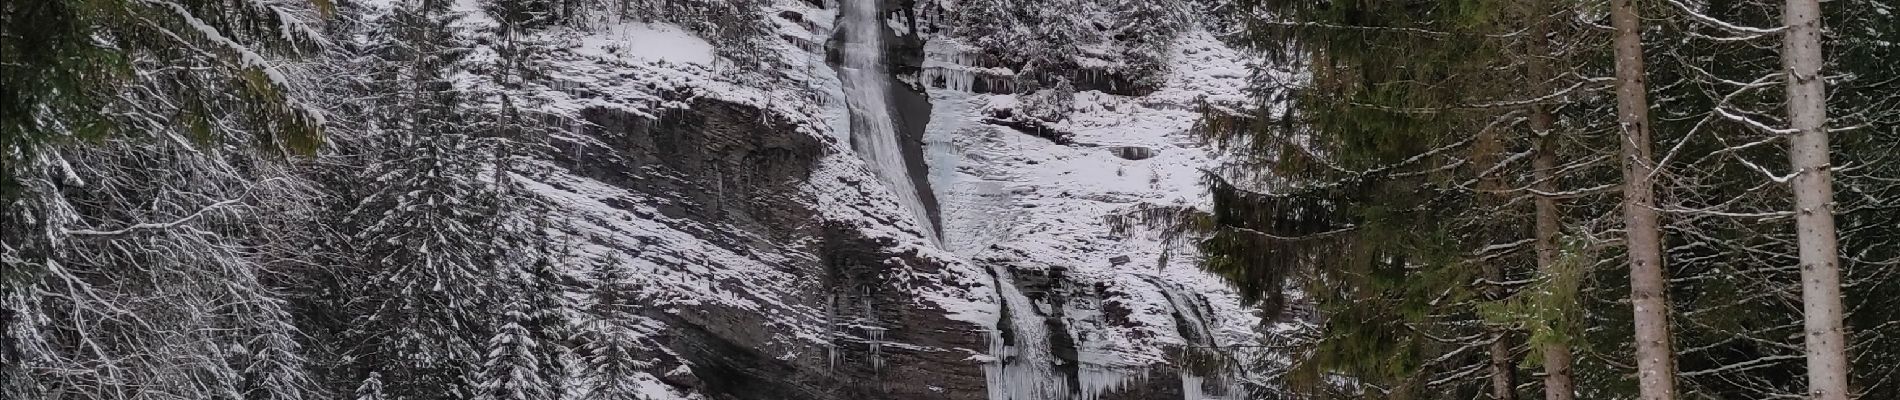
top-left (1108, 146), bottom-right (1156, 160)
top-left (982, 109), bottom-right (1075, 145)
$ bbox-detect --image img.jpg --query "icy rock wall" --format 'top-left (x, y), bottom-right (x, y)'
top-left (922, 20), bottom-right (1268, 400)
top-left (498, 0), bottom-right (1275, 398)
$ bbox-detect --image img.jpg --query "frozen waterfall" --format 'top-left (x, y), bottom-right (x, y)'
top-left (982, 264), bottom-right (1070, 400)
top-left (839, 0), bottom-right (937, 244)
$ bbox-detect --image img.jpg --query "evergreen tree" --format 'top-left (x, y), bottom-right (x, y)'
top-left (1109, 0), bottom-right (1186, 90)
top-left (1180, 0), bottom-right (1622, 398)
top-left (948, 0), bottom-right (1186, 94)
top-left (1605, 0), bottom-right (1677, 397)
top-left (488, 214), bottom-right (575, 400)
top-left (481, 299), bottom-right (550, 400)
top-left (355, 371), bottom-right (389, 400)
top-left (1, 2), bottom-right (330, 399)
top-left (1777, 0), bottom-right (1848, 397)
top-left (0, 0), bottom-right (327, 194)
top-left (1829, 2), bottom-right (1900, 396)
top-left (1628, 0), bottom-right (1897, 397)
top-left (577, 254), bottom-right (652, 400)
top-left (1188, 0), bottom-right (1900, 399)
top-left (330, 1), bottom-right (500, 398)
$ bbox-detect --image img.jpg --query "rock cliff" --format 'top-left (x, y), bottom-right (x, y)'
top-left (514, 1), bottom-right (1272, 398)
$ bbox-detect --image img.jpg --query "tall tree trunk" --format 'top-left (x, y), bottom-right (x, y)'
top-left (1781, 0), bottom-right (1850, 398)
top-left (1474, 116), bottom-right (1519, 400)
top-left (1527, 10), bottom-right (1575, 400)
top-left (1609, 0), bottom-right (1678, 398)
top-left (1489, 334), bottom-right (1520, 400)
top-left (1530, 113), bottom-right (1575, 400)
top-left (1529, 84), bottom-right (1577, 400)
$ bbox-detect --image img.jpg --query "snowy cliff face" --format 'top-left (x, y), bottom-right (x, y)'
top-left (921, 23), bottom-right (1268, 400)
top-left (511, 0), bottom-right (1270, 398)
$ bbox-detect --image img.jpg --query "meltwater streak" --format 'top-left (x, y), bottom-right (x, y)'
top-left (838, 0), bottom-right (937, 244)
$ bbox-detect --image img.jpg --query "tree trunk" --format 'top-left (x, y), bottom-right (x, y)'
top-left (1609, 0), bottom-right (1678, 398)
top-left (1530, 115), bottom-right (1576, 400)
top-left (1490, 335), bottom-right (1520, 400)
top-left (1528, 11), bottom-right (1575, 400)
top-left (1781, 0), bottom-right (1850, 398)
top-left (1473, 115), bottom-right (1519, 400)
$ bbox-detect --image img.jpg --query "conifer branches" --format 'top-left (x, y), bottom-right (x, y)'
top-left (1186, 0), bottom-right (1900, 398)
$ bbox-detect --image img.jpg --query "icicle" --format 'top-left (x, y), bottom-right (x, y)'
top-left (1077, 367), bottom-right (1143, 400)
top-left (862, 287), bottom-right (886, 373)
top-left (921, 41), bottom-right (988, 93)
top-left (827, 292), bottom-right (840, 371)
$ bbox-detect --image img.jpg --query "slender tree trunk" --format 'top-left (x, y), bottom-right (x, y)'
top-left (1609, 0), bottom-right (1677, 398)
top-left (1781, 0), bottom-right (1850, 398)
top-left (1473, 118), bottom-right (1519, 400)
top-left (1527, 11), bottom-right (1575, 400)
top-left (1531, 119), bottom-right (1576, 400)
top-left (1490, 334), bottom-right (1520, 400)
top-left (1529, 82), bottom-right (1576, 400)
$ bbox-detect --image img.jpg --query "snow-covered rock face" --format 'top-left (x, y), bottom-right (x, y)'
top-left (515, 1), bottom-right (1270, 399)
top-left (926, 29), bottom-right (1265, 399)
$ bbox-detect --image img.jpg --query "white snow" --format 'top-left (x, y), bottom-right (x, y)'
top-left (577, 22), bottom-right (716, 65)
top-left (925, 28), bottom-right (1269, 399)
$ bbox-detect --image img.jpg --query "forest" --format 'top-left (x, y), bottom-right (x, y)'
top-left (1176, 0), bottom-right (1899, 398)
top-left (3, 0), bottom-right (1896, 399)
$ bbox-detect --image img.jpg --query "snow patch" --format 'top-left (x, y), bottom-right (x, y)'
top-left (577, 22), bottom-right (716, 65)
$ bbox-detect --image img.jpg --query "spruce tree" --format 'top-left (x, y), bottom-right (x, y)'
top-left (333, 1), bottom-right (500, 398)
top-left (1, 2), bottom-right (330, 399)
top-left (0, 0), bottom-right (327, 194)
top-left (1190, 0), bottom-right (1900, 398)
top-left (1828, 2), bottom-right (1900, 396)
top-left (1183, 1), bottom-right (1618, 398)
top-left (578, 254), bottom-right (652, 400)
top-left (481, 299), bottom-right (549, 400)
top-left (355, 371), bottom-right (389, 400)
top-left (1778, 0), bottom-right (1849, 397)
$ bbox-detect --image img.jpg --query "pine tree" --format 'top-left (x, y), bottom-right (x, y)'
top-left (577, 254), bottom-right (652, 400)
top-left (331, 1), bottom-right (501, 398)
top-left (2, 2), bottom-right (328, 397)
top-left (355, 371), bottom-right (389, 400)
top-left (0, 0), bottom-right (327, 194)
top-left (1180, 0), bottom-right (1627, 398)
top-left (482, 299), bottom-right (549, 400)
